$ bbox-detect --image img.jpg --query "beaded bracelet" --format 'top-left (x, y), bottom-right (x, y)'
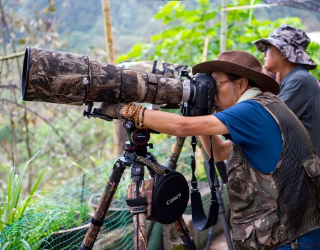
top-left (138, 107), bottom-right (147, 129)
top-left (133, 105), bottom-right (142, 128)
top-left (128, 103), bottom-right (136, 120)
top-left (122, 103), bottom-right (148, 129)
top-left (124, 103), bottom-right (134, 120)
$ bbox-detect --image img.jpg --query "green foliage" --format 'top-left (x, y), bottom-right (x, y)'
top-left (0, 152), bottom-right (44, 234)
top-left (117, 0), bottom-right (219, 65)
top-left (0, 201), bottom-right (91, 250)
top-left (2, 0), bottom-right (320, 210)
top-left (116, 0), bottom-right (320, 80)
top-left (307, 42), bottom-right (320, 79)
top-left (117, 43), bottom-right (153, 63)
top-left (71, 154), bottom-right (112, 185)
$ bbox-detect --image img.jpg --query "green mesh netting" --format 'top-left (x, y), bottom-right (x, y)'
top-left (0, 137), bottom-right (230, 249)
top-left (0, 137), bottom-right (195, 250)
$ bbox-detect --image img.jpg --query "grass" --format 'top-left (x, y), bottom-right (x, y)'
top-left (0, 151), bottom-right (44, 233)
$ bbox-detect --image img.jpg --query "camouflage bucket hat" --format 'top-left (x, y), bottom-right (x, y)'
top-left (253, 24), bottom-right (317, 70)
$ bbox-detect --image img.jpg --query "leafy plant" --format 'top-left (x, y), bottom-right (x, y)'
top-left (0, 200), bottom-right (91, 250)
top-left (116, 0), bottom-right (320, 80)
top-left (0, 151), bottom-right (44, 233)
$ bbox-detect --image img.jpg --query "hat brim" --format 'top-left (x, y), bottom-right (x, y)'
top-left (253, 38), bottom-right (285, 53)
top-left (192, 60), bottom-right (280, 95)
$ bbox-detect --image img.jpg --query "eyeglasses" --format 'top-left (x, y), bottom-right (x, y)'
top-left (264, 45), bottom-right (269, 53)
top-left (216, 79), bottom-right (233, 88)
top-left (215, 78), bottom-right (240, 91)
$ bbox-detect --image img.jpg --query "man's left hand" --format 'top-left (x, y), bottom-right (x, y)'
top-left (94, 103), bottom-right (124, 121)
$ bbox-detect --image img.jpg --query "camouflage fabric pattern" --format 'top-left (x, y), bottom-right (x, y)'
top-left (127, 179), bottom-right (154, 219)
top-left (88, 60), bottom-right (184, 105)
top-left (23, 47), bottom-right (186, 106)
top-left (173, 217), bottom-right (192, 240)
top-left (227, 145), bottom-right (280, 250)
top-left (167, 137), bottom-right (186, 169)
top-left (117, 60), bottom-right (190, 80)
top-left (127, 179), bottom-right (154, 250)
top-left (253, 24), bottom-right (317, 70)
top-left (227, 92), bottom-right (320, 249)
top-left (81, 178), bottom-right (119, 247)
top-left (23, 47), bottom-right (89, 105)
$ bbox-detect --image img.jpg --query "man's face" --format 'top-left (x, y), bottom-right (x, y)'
top-left (263, 44), bottom-right (284, 73)
top-left (211, 71), bottom-right (238, 111)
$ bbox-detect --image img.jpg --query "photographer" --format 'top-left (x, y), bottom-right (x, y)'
top-left (99, 50), bottom-right (320, 250)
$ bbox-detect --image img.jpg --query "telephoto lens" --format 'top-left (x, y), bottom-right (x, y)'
top-left (22, 47), bottom-right (192, 106)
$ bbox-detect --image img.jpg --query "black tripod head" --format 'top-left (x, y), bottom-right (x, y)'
top-left (83, 102), bottom-right (154, 157)
top-left (123, 120), bottom-right (153, 157)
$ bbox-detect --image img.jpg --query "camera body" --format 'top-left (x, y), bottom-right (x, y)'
top-left (180, 71), bottom-right (216, 117)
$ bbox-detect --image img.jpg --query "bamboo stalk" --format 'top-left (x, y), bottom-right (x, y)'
top-left (220, 0), bottom-right (227, 53)
top-left (101, 0), bottom-right (125, 156)
top-left (202, 35), bottom-right (210, 62)
top-left (0, 51), bottom-right (24, 61)
top-left (101, 0), bottom-right (115, 64)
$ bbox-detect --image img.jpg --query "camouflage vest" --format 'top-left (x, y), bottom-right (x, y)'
top-left (227, 92), bottom-right (320, 250)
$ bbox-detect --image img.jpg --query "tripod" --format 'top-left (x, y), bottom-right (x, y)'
top-left (203, 160), bottom-right (233, 250)
top-left (164, 136), bottom-right (234, 250)
top-left (79, 120), bottom-right (197, 250)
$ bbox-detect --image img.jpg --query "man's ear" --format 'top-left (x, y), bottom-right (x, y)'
top-left (282, 53), bottom-right (287, 60)
top-left (239, 78), bottom-right (249, 93)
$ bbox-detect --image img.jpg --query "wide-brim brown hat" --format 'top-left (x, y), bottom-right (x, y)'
top-left (192, 50), bottom-right (280, 95)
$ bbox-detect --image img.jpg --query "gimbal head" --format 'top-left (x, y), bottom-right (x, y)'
top-left (83, 101), bottom-right (153, 157)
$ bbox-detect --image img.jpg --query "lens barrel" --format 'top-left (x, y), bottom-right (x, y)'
top-left (22, 47), bottom-right (89, 105)
top-left (21, 47), bottom-right (188, 106)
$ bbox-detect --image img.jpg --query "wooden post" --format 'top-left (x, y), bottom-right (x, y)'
top-left (202, 35), bottom-right (210, 62)
top-left (101, 0), bottom-right (115, 64)
top-left (101, 0), bottom-right (126, 156)
top-left (220, 0), bottom-right (227, 53)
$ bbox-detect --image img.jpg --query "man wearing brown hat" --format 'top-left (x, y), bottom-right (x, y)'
top-left (253, 24), bottom-right (320, 157)
top-left (97, 50), bottom-right (320, 249)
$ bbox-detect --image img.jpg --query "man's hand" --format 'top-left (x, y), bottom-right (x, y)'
top-left (94, 103), bottom-right (124, 121)
top-left (262, 65), bottom-right (281, 85)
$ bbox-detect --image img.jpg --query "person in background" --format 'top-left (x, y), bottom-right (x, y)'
top-left (253, 24), bottom-right (320, 156)
top-left (98, 50), bottom-right (320, 250)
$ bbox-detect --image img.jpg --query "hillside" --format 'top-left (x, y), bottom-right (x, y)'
top-left (18, 0), bottom-right (320, 57)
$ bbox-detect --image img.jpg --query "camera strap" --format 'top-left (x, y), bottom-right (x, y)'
top-left (190, 136), bottom-right (219, 231)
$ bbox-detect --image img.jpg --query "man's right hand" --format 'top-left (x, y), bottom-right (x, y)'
top-left (262, 65), bottom-right (281, 85)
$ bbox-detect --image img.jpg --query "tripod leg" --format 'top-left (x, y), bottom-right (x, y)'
top-left (213, 172), bottom-right (234, 250)
top-left (79, 160), bottom-right (125, 250)
top-left (128, 181), bottom-right (148, 250)
top-left (167, 136), bottom-right (186, 170)
top-left (203, 168), bottom-right (233, 250)
top-left (168, 137), bottom-right (197, 249)
top-left (127, 163), bottom-right (153, 250)
top-left (134, 209), bottom-right (147, 249)
top-left (199, 145), bottom-right (234, 250)
top-left (205, 177), bottom-right (223, 250)
top-left (146, 220), bottom-right (156, 242)
top-left (174, 217), bottom-right (198, 250)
